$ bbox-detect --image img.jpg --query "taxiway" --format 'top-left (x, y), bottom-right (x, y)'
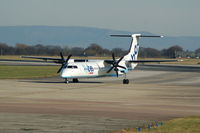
top-left (0, 65), bottom-right (200, 133)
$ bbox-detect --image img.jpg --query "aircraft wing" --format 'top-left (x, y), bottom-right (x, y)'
top-left (128, 59), bottom-right (179, 63)
top-left (0, 56), bottom-right (63, 64)
top-left (104, 60), bottom-right (114, 64)
top-left (0, 58), bottom-right (57, 63)
top-left (21, 56), bottom-right (61, 61)
top-left (0, 53), bottom-right (73, 65)
top-left (21, 56), bottom-right (63, 64)
top-left (104, 59), bottom-right (179, 64)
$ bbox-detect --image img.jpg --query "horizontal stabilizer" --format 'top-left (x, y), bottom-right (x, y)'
top-left (110, 35), bottom-right (132, 37)
top-left (110, 34), bottom-right (163, 38)
top-left (128, 59), bottom-right (178, 63)
top-left (140, 35), bottom-right (164, 38)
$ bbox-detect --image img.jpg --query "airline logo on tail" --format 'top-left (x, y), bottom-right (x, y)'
top-left (131, 44), bottom-right (139, 61)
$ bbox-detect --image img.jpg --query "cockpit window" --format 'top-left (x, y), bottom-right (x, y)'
top-left (67, 65), bottom-right (78, 69)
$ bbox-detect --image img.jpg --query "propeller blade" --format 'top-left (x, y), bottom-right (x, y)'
top-left (107, 67), bottom-right (114, 73)
top-left (107, 53), bottom-right (125, 78)
top-left (118, 65), bottom-right (126, 70)
top-left (57, 53), bottom-right (72, 73)
top-left (116, 71), bottom-right (119, 77)
top-left (57, 64), bottom-right (64, 73)
top-left (65, 54), bottom-right (72, 63)
top-left (60, 52), bottom-right (65, 61)
top-left (112, 53), bottom-right (116, 62)
top-left (117, 56), bottom-right (124, 64)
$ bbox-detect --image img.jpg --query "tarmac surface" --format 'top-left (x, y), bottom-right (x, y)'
top-left (0, 65), bottom-right (200, 133)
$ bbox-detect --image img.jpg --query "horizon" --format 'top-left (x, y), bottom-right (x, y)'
top-left (0, 26), bottom-right (200, 51)
top-left (0, 25), bottom-right (200, 37)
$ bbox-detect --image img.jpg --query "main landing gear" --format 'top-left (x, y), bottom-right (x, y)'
top-left (123, 73), bottom-right (129, 84)
top-left (64, 78), bottom-right (69, 84)
top-left (123, 79), bottom-right (129, 84)
top-left (72, 78), bottom-right (79, 83)
top-left (64, 78), bottom-right (79, 84)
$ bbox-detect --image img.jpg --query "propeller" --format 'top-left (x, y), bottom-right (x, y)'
top-left (57, 52), bottom-right (72, 73)
top-left (106, 53), bottom-right (126, 77)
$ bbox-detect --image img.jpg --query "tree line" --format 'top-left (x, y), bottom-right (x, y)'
top-left (0, 42), bottom-right (200, 58)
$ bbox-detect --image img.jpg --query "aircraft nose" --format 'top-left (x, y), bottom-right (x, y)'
top-left (60, 69), bottom-right (71, 78)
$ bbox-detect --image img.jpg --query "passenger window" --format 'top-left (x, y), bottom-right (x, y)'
top-left (67, 65), bottom-right (78, 69)
top-left (67, 66), bottom-right (73, 68)
top-left (73, 66), bottom-right (78, 68)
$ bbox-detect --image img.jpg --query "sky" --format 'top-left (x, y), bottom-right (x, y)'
top-left (0, 0), bottom-right (200, 36)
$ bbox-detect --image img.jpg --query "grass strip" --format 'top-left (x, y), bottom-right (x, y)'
top-left (0, 65), bottom-right (59, 79)
top-left (112, 116), bottom-right (200, 133)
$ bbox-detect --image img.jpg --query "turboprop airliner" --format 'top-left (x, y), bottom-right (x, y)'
top-left (18, 34), bottom-right (177, 84)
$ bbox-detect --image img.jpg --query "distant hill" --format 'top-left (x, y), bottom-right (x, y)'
top-left (0, 26), bottom-right (199, 50)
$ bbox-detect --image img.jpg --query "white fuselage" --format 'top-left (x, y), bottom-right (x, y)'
top-left (60, 59), bottom-right (137, 79)
top-left (61, 34), bottom-right (142, 79)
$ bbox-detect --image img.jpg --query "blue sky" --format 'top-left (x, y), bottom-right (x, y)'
top-left (0, 0), bottom-right (200, 36)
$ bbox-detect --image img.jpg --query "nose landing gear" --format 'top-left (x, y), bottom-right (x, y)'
top-left (72, 78), bottom-right (79, 83)
top-left (123, 73), bottom-right (129, 84)
top-left (64, 78), bottom-right (79, 84)
top-left (64, 78), bottom-right (69, 84)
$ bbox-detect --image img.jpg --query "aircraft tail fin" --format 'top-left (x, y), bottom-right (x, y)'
top-left (111, 34), bottom-right (163, 61)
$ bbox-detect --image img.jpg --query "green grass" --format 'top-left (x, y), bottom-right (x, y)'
top-left (0, 65), bottom-right (59, 79)
top-left (113, 116), bottom-right (200, 133)
top-left (155, 116), bottom-right (200, 133)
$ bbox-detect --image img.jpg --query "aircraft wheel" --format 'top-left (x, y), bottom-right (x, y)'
top-left (123, 79), bottom-right (129, 84)
top-left (65, 79), bottom-right (69, 84)
top-left (73, 78), bottom-right (79, 83)
top-left (126, 79), bottom-right (129, 84)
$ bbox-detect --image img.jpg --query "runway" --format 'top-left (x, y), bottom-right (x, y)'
top-left (0, 66), bottom-right (200, 133)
